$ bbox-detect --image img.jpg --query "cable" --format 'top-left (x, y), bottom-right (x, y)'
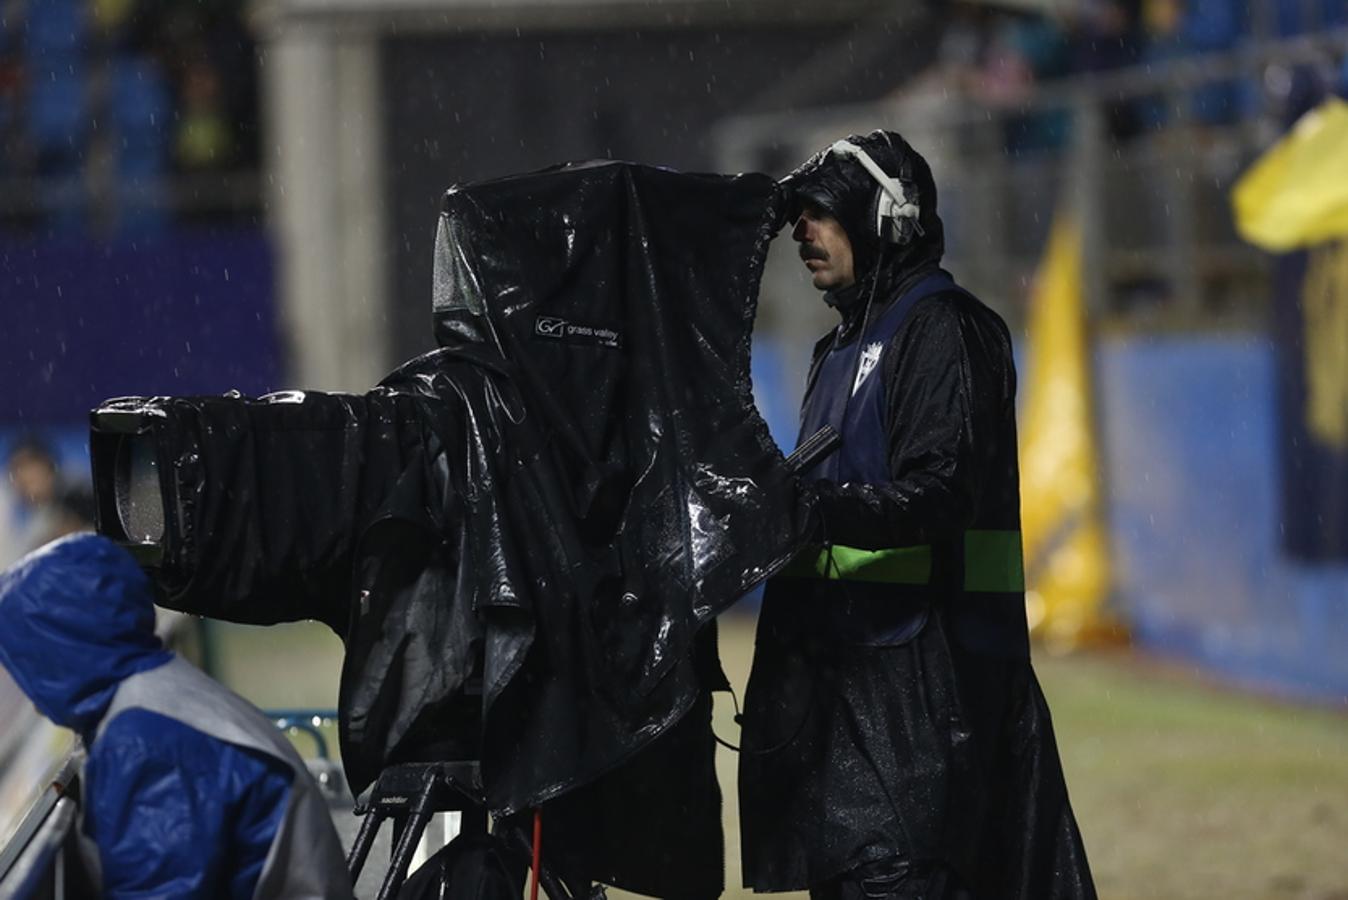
top-left (716, 678), bottom-right (817, 756)
top-left (712, 688), bottom-right (744, 752)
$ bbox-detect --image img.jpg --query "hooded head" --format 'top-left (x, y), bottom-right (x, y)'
top-left (782, 130), bottom-right (945, 299)
top-left (0, 533), bottom-right (171, 736)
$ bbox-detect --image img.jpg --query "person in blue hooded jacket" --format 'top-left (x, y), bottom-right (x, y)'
top-left (0, 533), bottom-right (353, 899)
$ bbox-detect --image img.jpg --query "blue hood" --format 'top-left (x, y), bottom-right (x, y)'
top-left (0, 534), bottom-right (172, 736)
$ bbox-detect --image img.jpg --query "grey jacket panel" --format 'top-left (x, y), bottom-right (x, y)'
top-left (97, 657), bottom-right (354, 900)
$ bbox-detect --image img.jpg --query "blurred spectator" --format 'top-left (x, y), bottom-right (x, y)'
top-left (1143, 0), bottom-right (1185, 36)
top-left (1072, 0), bottom-right (1147, 139)
top-left (91, 0), bottom-right (136, 35)
top-left (175, 52), bottom-right (234, 170)
top-left (122, 0), bottom-right (259, 172)
top-left (0, 1), bottom-right (21, 178)
top-left (0, 0), bottom-right (259, 235)
top-left (6, 434), bottom-right (94, 555)
top-left (978, 12), bottom-right (1073, 156)
top-left (933, 3), bottom-right (990, 96)
top-left (1073, 0), bottom-right (1144, 71)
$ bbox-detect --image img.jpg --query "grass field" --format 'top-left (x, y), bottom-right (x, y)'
top-left (211, 613), bottom-right (1348, 900)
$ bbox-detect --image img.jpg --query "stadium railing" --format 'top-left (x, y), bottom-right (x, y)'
top-left (716, 27), bottom-right (1348, 333)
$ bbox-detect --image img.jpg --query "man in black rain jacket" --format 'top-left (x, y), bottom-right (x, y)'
top-left (738, 130), bottom-right (1097, 900)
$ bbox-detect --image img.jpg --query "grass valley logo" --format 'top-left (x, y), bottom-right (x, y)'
top-left (535, 317), bottom-right (567, 338)
top-left (532, 315), bottom-right (622, 349)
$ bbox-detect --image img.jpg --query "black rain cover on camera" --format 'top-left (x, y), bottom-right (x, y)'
top-left (95, 161), bottom-right (808, 896)
top-left (423, 159), bottom-right (798, 786)
top-left (366, 161), bottom-right (810, 895)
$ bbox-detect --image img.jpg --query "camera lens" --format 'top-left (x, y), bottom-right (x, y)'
top-left (115, 434), bottom-right (165, 544)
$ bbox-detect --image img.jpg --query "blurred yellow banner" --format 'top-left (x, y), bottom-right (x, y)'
top-left (1233, 97), bottom-right (1348, 252)
top-left (1019, 214), bottom-right (1123, 648)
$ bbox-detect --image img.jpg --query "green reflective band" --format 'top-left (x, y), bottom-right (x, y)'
top-left (781, 544), bottom-right (932, 584)
top-left (779, 532), bottom-right (1024, 591)
top-left (964, 530), bottom-right (1025, 593)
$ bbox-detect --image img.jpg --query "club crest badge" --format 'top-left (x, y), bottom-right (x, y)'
top-left (852, 341), bottom-right (884, 396)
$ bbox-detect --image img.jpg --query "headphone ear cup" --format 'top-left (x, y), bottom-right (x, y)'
top-left (872, 187), bottom-right (909, 245)
top-left (891, 215), bottom-right (912, 246)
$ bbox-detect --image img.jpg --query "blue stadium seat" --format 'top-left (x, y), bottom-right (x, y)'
top-left (1135, 0), bottom-right (1259, 129)
top-left (111, 58), bottom-right (169, 171)
top-left (24, 0), bottom-right (84, 57)
top-left (1273, 0), bottom-right (1348, 35)
top-left (27, 55), bottom-right (86, 169)
top-left (1181, 0), bottom-right (1246, 50)
top-left (111, 57), bottom-right (170, 235)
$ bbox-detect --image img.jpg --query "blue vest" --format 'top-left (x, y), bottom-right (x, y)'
top-left (798, 271), bottom-right (959, 485)
top-left (763, 271), bottom-right (1027, 650)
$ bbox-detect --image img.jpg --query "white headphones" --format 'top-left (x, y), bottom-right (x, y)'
top-left (828, 138), bottom-right (923, 245)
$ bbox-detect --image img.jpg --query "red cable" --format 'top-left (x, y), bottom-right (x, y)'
top-left (530, 808), bottom-right (542, 900)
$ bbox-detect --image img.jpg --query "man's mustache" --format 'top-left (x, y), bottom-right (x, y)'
top-left (799, 245), bottom-right (828, 262)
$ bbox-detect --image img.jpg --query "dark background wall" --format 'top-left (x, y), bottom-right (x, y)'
top-left (0, 234), bottom-right (280, 424)
top-left (380, 20), bottom-right (939, 363)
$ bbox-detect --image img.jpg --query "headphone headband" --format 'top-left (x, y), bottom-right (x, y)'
top-left (828, 141), bottom-right (906, 207)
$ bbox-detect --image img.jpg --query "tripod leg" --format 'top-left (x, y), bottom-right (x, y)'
top-left (347, 810), bottom-right (382, 882)
top-left (376, 773), bottom-right (440, 900)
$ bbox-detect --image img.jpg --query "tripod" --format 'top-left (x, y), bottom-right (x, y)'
top-left (345, 760), bottom-right (579, 900)
top-left (272, 705), bottom-right (575, 900)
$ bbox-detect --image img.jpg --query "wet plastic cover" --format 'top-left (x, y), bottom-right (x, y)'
top-left (93, 161), bottom-right (810, 895)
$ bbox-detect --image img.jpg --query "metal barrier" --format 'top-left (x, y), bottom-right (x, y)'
top-left (715, 28), bottom-right (1348, 333)
top-left (0, 756), bottom-right (88, 900)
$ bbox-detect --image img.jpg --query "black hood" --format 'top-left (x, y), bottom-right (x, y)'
top-left (781, 130), bottom-right (945, 290)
